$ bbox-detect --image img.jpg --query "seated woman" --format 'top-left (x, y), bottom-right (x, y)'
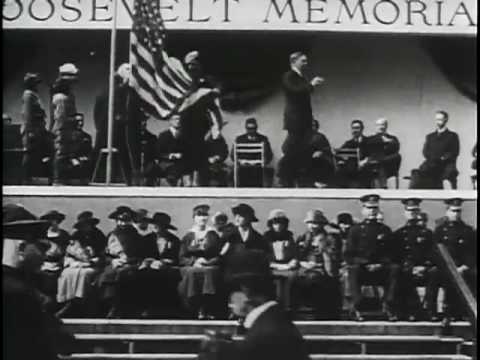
top-left (56, 231), bottom-right (102, 318)
top-left (39, 210), bottom-right (70, 308)
top-left (263, 209), bottom-right (298, 312)
top-left (138, 212), bottom-right (182, 318)
top-left (294, 210), bottom-right (342, 319)
top-left (178, 204), bottom-right (223, 319)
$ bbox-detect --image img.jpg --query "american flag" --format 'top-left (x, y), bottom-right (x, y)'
top-left (129, 0), bottom-right (192, 120)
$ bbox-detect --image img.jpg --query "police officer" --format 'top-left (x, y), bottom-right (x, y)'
top-left (343, 194), bottom-right (400, 321)
top-left (394, 198), bottom-right (438, 321)
top-left (3, 204), bottom-right (74, 360)
top-left (434, 198), bottom-right (476, 321)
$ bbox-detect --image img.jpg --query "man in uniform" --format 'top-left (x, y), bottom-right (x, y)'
top-left (199, 249), bottom-right (311, 360)
top-left (231, 117), bottom-right (273, 187)
top-left (394, 198), bottom-right (438, 321)
top-left (3, 204), bottom-right (74, 360)
top-left (433, 198), bottom-right (476, 321)
top-left (366, 118), bottom-right (401, 188)
top-left (343, 194), bottom-right (400, 321)
top-left (416, 111), bottom-right (460, 189)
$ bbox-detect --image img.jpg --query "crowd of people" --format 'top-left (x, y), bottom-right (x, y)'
top-left (3, 195), bottom-right (475, 323)
top-left (2, 51), bottom-right (476, 188)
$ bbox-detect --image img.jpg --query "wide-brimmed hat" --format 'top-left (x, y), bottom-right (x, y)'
top-left (73, 211), bottom-right (100, 229)
top-left (40, 210), bottom-right (66, 223)
top-left (108, 206), bottom-right (134, 221)
top-left (59, 63), bottom-right (79, 79)
top-left (304, 209), bottom-right (328, 224)
top-left (3, 204), bottom-right (50, 240)
top-left (232, 203), bottom-right (258, 222)
top-left (148, 212), bottom-right (177, 230)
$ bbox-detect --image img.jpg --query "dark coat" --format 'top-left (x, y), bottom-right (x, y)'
top-left (223, 304), bottom-right (310, 360)
top-left (393, 222), bottom-right (434, 267)
top-left (106, 225), bottom-right (143, 262)
top-left (3, 265), bottom-right (74, 360)
top-left (433, 220), bottom-right (476, 268)
top-left (282, 70), bottom-right (314, 134)
top-left (344, 220), bottom-right (395, 265)
top-left (179, 230), bottom-right (223, 266)
top-left (72, 227), bottom-right (107, 255)
top-left (366, 133), bottom-right (401, 177)
top-left (205, 134), bottom-right (229, 164)
top-left (231, 133), bottom-right (273, 165)
top-left (143, 231), bottom-right (181, 265)
top-left (421, 129), bottom-right (459, 180)
top-left (22, 89), bottom-right (46, 130)
top-left (263, 229), bottom-right (296, 264)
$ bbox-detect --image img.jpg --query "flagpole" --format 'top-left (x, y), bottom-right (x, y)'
top-left (106, 0), bottom-right (118, 185)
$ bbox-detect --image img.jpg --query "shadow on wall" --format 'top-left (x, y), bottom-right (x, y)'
top-left (2, 31), bottom-right (477, 188)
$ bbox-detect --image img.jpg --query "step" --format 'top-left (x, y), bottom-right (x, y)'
top-left (62, 354), bottom-right (473, 360)
top-left (63, 319), bottom-right (473, 338)
top-left (72, 333), bottom-right (465, 355)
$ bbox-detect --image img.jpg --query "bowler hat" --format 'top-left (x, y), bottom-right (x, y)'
top-left (3, 204), bottom-right (50, 240)
top-left (73, 211), bottom-right (100, 229)
top-left (108, 206), bottom-right (134, 220)
top-left (232, 203), bottom-right (258, 222)
top-left (304, 209), bottom-right (328, 224)
top-left (40, 210), bottom-right (66, 223)
top-left (59, 63), bottom-right (79, 78)
top-left (148, 212), bottom-right (177, 230)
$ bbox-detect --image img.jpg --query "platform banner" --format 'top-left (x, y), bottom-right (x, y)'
top-left (2, 0), bottom-right (477, 34)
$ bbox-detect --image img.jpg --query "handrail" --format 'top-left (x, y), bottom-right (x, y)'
top-left (435, 243), bottom-right (476, 334)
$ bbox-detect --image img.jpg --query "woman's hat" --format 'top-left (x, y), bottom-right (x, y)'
top-left (267, 209), bottom-right (288, 222)
top-left (59, 63), bottom-right (79, 79)
top-left (108, 206), bottom-right (134, 221)
top-left (231, 203), bottom-right (258, 222)
top-left (3, 204), bottom-right (50, 240)
top-left (336, 212), bottom-right (354, 225)
top-left (40, 210), bottom-right (66, 223)
top-left (193, 204), bottom-right (210, 217)
top-left (148, 212), bottom-right (177, 230)
top-left (73, 211), bottom-right (100, 229)
top-left (304, 209), bottom-right (328, 224)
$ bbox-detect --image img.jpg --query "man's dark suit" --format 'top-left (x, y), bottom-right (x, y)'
top-left (418, 129), bottom-right (459, 189)
top-left (221, 304), bottom-right (311, 360)
top-left (279, 70), bottom-right (315, 187)
top-left (365, 133), bottom-right (401, 187)
top-left (336, 136), bottom-right (372, 188)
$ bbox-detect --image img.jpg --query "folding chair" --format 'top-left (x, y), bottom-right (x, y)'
top-left (233, 142), bottom-right (265, 188)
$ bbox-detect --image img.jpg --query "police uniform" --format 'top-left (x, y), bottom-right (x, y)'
top-left (343, 194), bottom-right (400, 321)
top-left (394, 198), bottom-right (438, 320)
top-left (433, 198), bottom-right (476, 319)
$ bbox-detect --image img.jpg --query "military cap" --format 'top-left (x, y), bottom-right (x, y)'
top-left (23, 72), bottom-right (42, 86)
top-left (73, 211), bottom-right (100, 229)
top-left (337, 212), bottom-right (354, 225)
top-left (193, 204), bottom-right (210, 216)
top-left (360, 194), bottom-right (380, 208)
top-left (245, 117), bottom-right (258, 128)
top-left (401, 198), bottom-right (422, 210)
top-left (212, 211), bottom-right (228, 226)
top-left (232, 203), bottom-right (258, 222)
top-left (40, 210), bottom-right (66, 223)
top-left (184, 50), bottom-right (200, 65)
top-left (134, 208), bottom-right (149, 223)
top-left (445, 198), bottom-right (463, 210)
top-left (108, 206), bottom-right (134, 220)
top-left (304, 209), bottom-right (328, 224)
top-left (59, 63), bottom-right (79, 78)
top-left (3, 204), bottom-right (50, 240)
top-left (148, 212), bottom-right (177, 230)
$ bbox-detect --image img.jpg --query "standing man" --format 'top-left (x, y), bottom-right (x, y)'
top-left (394, 198), bottom-right (438, 321)
top-left (3, 204), bottom-right (74, 360)
top-left (433, 198), bottom-right (476, 322)
top-left (278, 52), bottom-right (324, 187)
top-left (343, 194), bottom-right (400, 321)
top-left (199, 249), bottom-right (311, 360)
top-left (417, 111), bottom-right (460, 189)
top-left (366, 118), bottom-right (401, 188)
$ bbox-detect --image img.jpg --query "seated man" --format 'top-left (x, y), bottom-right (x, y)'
top-left (343, 194), bottom-right (400, 321)
top-left (298, 120), bottom-right (334, 188)
top-left (366, 118), bottom-right (401, 188)
top-left (414, 111), bottom-right (459, 189)
top-left (335, 120), bottom-right (373, 188)
top-left (69, 113), bottom-right (93, 184)
top-left (203, 129), bottom-right (229, 187)
top-left (394, 198), bottom-right (438, 321)
top-left (155, 113), bottom-right (191, 186)
top-left (231, 117), bottom-right (273, 187)
top-left (139, 118), bottom-right (157, 186)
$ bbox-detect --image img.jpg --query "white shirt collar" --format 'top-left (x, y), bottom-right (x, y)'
top-left (436, 127), bottom-right (448, 134)
top-left (243, 301), bottom-right (278, 329)
top-left (291, 66), bottom-right (303, 77)
top-left (238, 227), bottom-right (250, 242)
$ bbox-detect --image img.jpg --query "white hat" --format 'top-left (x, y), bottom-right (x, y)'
top-left (116, 63), bottom-right (131, 82)
top-left (184, 51), bottom-right (200, 65)
top-left (59, 63), bottom-right (79, 78)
